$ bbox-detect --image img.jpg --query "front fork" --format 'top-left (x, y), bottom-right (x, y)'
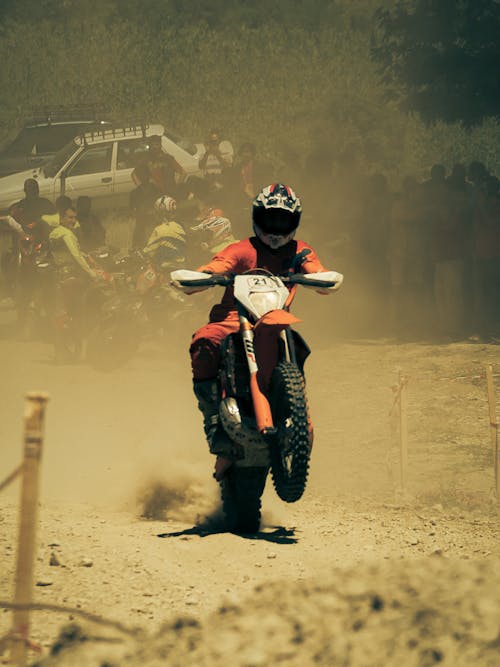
top-left (238, 308), bottom-right (292, 435)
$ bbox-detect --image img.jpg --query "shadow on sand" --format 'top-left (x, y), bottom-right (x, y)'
top-left (157, 513), bottom-right (298, 544)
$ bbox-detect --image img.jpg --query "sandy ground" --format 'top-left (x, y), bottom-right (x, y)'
top-left (0, 297), bottom-right (499, 666)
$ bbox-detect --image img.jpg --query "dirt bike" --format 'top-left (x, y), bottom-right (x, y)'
top-left (0, 231), bottom-right (52, 340)
top-left (171, 265), bottom-right (343, 533)
top-left (84, 250), bottom-right (142, 370)
top-left (86, 251), bottom-right (193, 370)
top-left (41, 248), bottom-right (118, 365)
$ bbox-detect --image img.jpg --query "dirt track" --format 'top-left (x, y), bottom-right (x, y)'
top-left (0, 303), bottom-right (499, 666)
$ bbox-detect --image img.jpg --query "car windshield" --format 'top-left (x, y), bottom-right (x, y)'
top-left (1, 127), bottom-right (41, 157)
top-left (43, 140), bottom-right (78, 178)
top-left (163, 130), bottom-right (197, 156)
top-left (1, 123), bottom-right (93, 158)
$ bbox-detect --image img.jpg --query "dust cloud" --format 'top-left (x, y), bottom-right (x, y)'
top-left (1, 303), bottom-right (499, 667)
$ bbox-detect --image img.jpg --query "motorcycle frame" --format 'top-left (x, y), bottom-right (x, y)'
top-left (236, 283), bottom-right (299, 436)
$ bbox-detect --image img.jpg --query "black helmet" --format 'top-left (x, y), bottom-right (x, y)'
top-left (252, 183), bottom-right (302, 238)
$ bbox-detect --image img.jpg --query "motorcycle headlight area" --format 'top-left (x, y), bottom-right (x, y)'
top-left (234, 275), bottom-right (289, 320)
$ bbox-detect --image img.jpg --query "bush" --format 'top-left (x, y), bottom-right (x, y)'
top-left (1, 13), bottom-right (499, 182)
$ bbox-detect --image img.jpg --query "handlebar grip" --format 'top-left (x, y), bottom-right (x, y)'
top-left (289, 274), bottom-right (338, 289)
top-left (177, 274), bottom-right (232, 288)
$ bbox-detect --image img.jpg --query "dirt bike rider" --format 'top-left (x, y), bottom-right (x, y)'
top-left (48, 206), bottom-right (97, 279)
top-left (190, 210), bottom-right (238, 257)
top-left (45, 204), bottom-right (104, 343)
top-left (142, 196), bottom-right (187, 269)
top-left (181, 183), bottom-right (342, 480)
top-left (0, 179), bottom-right (55, 321)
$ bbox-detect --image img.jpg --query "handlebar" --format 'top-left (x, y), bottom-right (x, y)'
top-left (173, 271), bottom-right (341, 290)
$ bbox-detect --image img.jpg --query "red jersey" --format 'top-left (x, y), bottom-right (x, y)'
top-left (197, 236), bottom-right (328, 320)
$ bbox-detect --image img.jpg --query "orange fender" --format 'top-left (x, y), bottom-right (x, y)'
top-left (255, 309), bottom-right (301, 330)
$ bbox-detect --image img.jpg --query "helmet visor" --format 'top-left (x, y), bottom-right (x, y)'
top-left (255, 207), bottom-right (299, 235)
top-left (253, 224), bottom-right (295, 249)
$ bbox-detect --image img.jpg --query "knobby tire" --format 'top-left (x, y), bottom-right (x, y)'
top-left (269, 361), bottom-right (311, 503)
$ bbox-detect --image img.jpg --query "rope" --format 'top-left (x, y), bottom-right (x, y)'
top-left (0, 464), bottom-right (22, 494)
top-left (0, 601), bottom-right (143, 638)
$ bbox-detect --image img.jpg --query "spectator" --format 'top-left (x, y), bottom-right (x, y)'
top-left (175, 177), bottom-right (211, 225)
top-left (55, 195), bottom-right (73, 214)
top-left (76, 196), bottom-right (106, 252)
top-left (49, 206), bottom-right (96, 279)
top-left (387, 176), bottom-right (427, 336)
top-left (446, 163), bottom-right (477, 322)
top-left (2, 179), bottom-right (55, 331)
top-left (302, 141), bottom-right (334, 224)
top-left (198, 128), bottom-right (234, 190)
top-left (129, 163), bottom-right (161, 249)
top-left (132, 135), bottom-right (186, 196)
top-left (360, 173), bottom-right (392, 275)
top-left (234, 142), bottom-right (271, 201)
top-left (357, 173), bottom-right (393, 332)
top-left (40, 195), bottom-right (77, 235)
top-left (10, 178), bottom-right (55, 226)
top-left (224, 143), bottom-right (272, 237)
top-left (467, 161), bottom-right (490, 195)
top-left (421, 164), bottom-right (447, 206)
top-left (47, 205), bottom-right (98, 346)
top-left (473, 176), bottom-right (500, 338)
top-left (328, 147), bottom-right (367, 269)
top-left (430, 170), bottom-right (472, 339)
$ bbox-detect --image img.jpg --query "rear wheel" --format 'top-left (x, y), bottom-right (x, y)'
top-left (220, 466), bottom-right (268, 534)
top-left (53, 313), bottom-right (83, 365)
top-left (269, 361), bottom-right (311, 503)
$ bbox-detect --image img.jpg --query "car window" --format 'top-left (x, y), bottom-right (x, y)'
top-left (66, 143), bottom-right (113, 177)
top-left (116, 138), bottom-right (150, 170)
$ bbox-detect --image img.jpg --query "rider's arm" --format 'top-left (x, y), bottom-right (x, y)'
top-left (0, 215), bottom-right (26, 237)
top-left (62, 233), bottom-right (96, 278)
top-left (297, 243), bottom-right (329, 274)
top-left (298, 243), bottom-right (343, 293)
top-left (196, 239), bottom-right (242, 274)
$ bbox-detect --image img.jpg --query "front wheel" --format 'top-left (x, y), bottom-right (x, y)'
top-left (268, 361), bottom-right (311, 503)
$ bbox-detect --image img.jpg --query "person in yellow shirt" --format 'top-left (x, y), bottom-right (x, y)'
top-left (142, 196), bottom-right (187, 268)
top-left (46, 205), bottom-right (102, 361)
top-left (48, 206), bottom-right (96, 278)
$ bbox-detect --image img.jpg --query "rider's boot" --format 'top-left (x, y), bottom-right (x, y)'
top-left (193, 379), bottom-right (239, 477)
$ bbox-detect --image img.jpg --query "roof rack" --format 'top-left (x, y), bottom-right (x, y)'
top-left (26, 104), bottom-right (109, 125)
top-left (75, 123), bottom-right (150, 146)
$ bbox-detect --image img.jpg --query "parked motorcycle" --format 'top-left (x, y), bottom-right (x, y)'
top-left (86, 251), bottom-right (193, 370)
top-left (0, 232), bottom-right (52, 339)
top-left (171, 266), bottom-right (343, 533)
top-left (50, 249), bottom-right (116, 365)
top-left (84, 250), bottom-right (142, 370)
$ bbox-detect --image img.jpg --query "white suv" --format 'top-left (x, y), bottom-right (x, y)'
top-left (0, 123), bottom-right (203, 214)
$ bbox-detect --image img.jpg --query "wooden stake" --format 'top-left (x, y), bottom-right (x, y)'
top-left (485, 365), bottom-right (499, 501)
top-left (399, 370), bottom-right (408, 495)
top-left (10, 392), bottom-right (49, 667)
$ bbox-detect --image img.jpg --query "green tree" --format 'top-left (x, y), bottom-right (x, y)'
top-left (372, 0), bottom-right (500, 125)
